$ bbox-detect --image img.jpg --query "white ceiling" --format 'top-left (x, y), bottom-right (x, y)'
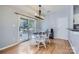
top-left (10, 5), bottom-right (65, 17)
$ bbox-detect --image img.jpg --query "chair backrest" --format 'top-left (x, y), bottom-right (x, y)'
top-left (45, 30), bottom-right (50, 39)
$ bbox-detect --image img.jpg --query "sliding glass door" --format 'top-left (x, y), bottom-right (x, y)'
top-left (19, 17), bottom-right (36, 41)
top-left (19, 18), bottom-right (28, 41)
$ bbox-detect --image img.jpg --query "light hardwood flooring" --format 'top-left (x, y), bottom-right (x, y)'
top-left (0, 39), bottom-right (74, 54)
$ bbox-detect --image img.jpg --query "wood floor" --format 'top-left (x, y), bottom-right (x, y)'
top-left (0, 39), bottom-right (74, 54)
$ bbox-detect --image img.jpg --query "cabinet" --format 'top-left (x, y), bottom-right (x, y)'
top-left (69, 31), bottom-right (79, 54)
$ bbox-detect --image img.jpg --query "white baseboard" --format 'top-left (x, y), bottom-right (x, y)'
top-left (54, 37), bottom-right (68, 40)
top-left (68, 40), bottom-right (76, 54)
top-left (0, 41), bottom-right (21, 51)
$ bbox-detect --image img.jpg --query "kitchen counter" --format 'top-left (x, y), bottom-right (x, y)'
top-left (68, 28), bottom-right (79, 32)
top-left (69, 30), bottom-right (79, 54)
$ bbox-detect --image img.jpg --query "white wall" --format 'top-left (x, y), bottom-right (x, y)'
top-left (0, 6), bottom-right (18, 48)
top-left (41, 5), bottom-right (73, 40)
top-left (36, 20), bottom-right (42, 32)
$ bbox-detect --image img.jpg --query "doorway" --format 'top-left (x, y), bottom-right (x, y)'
top-left (18, 17), bottom-right (36, 42)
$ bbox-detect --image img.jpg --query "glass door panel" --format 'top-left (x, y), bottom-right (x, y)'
top-left (28, 19), bottom-right (36, 39)
top-left (19, 18), bottom-right (28, 41)
top-left (19, 17), bottom-right (36, 41)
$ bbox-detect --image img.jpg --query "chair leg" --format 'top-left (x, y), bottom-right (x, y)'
top-left (43, 42), bottom-right (46, 48)
top-left (37, 43), bottom-right (40, 49)
top-left (48, 39), bottom-right (51, 44)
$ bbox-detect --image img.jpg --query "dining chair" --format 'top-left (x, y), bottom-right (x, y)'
top-left (31, 32), bottom-right (47, 49)
top-left (36, 32), bottom-right (47, 49)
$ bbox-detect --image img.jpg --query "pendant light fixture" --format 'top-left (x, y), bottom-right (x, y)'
top-left (35, 5), bottom-right (44, 20)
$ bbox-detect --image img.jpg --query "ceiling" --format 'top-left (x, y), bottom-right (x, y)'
top-left (10, 5), bottom-right (65, 17)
